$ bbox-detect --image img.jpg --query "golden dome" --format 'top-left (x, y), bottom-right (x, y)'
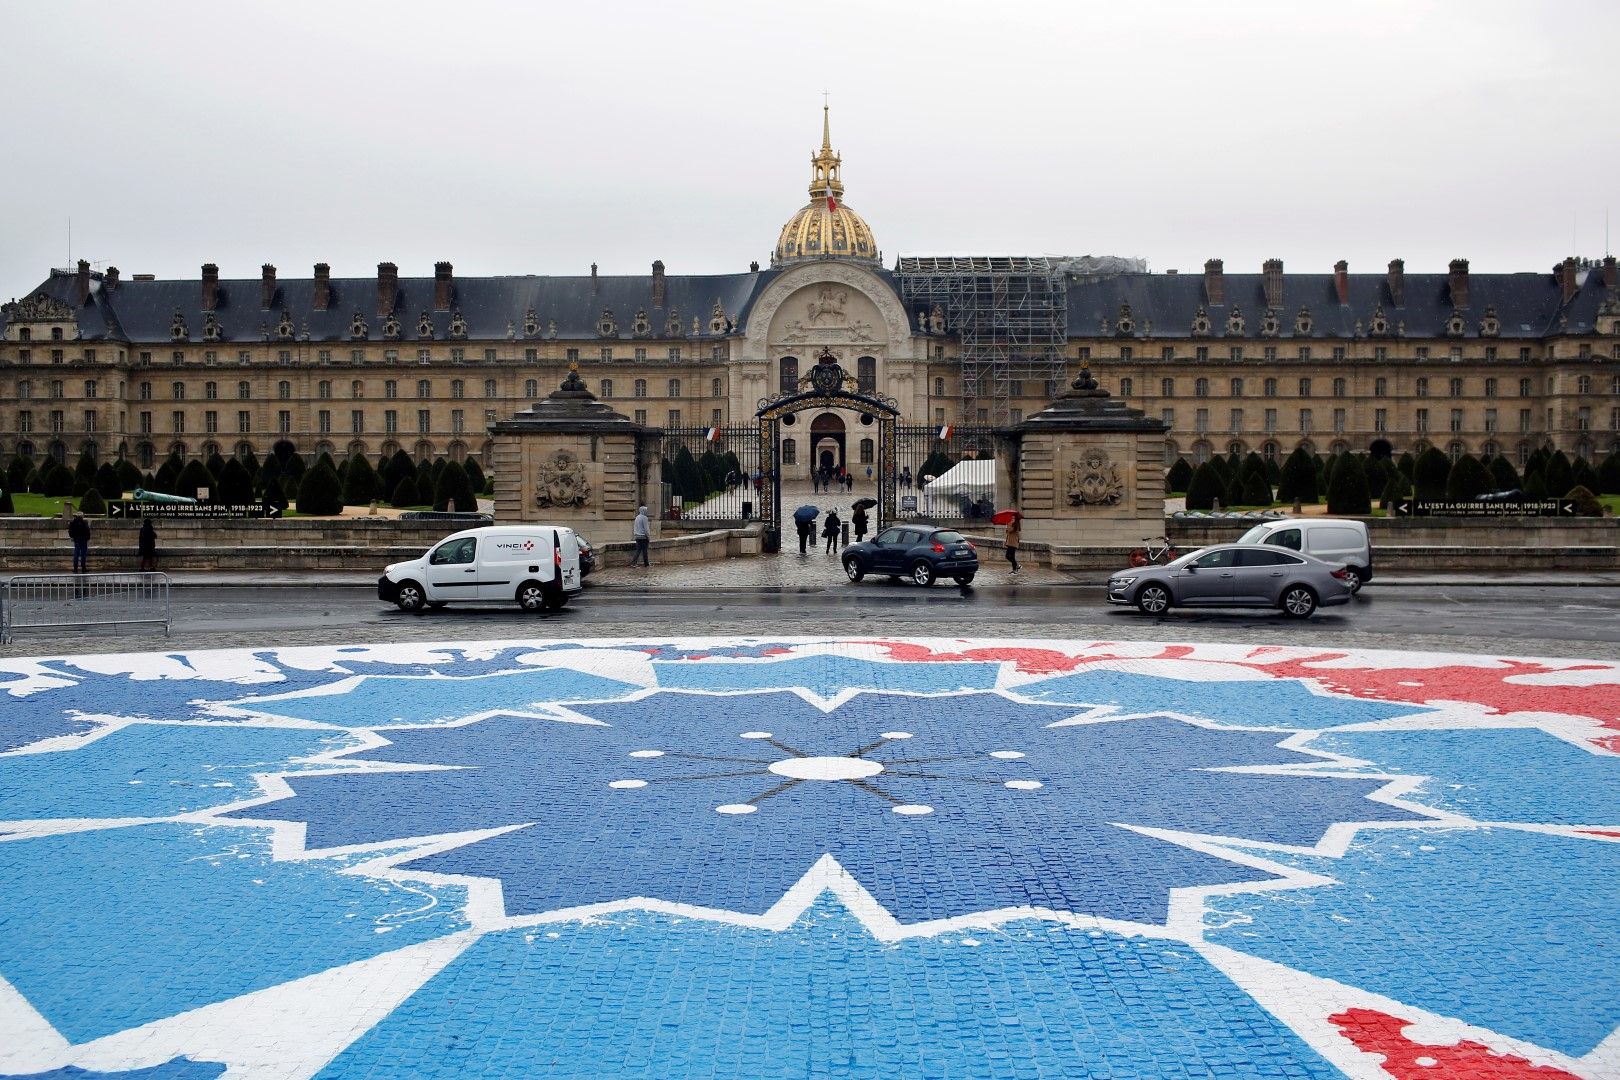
top-left (772, 106), bottom-right (879, 267)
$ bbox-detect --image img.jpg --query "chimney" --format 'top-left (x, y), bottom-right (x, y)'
top-left (1334, 260), bottom-right (1350, 305)
top-left (104, 266), bottom-right (120, 289)
top-left (1448, 258), bottom-right (1470, 309)
top-left (651, 260), bottom-right (666, 308)
top-left (377, 262), bottom-right (398, 316)
top-left (312, 263), bottom-right (331, 311)
top-left (1604, 255), bottom-right (1617, 290)
top-left (434, 261), bottom-right (454, 311)
top-left (590, 262), bottom-right (599, 291)
top-left (74, 259), bottom-right (91, 305)
top-left (1262, 258), bottom-right (1284, 309)
top-left (1386, 259), bottom-right (1405, 306)
top-left (1560, 255), bottom-right (1579, 304)
top-left (201, 263), bottom-right (220, 311)
top-left (260, 264), bottom-right (277, 310)
top-left (1203, 259), bottom-right (1224, 305)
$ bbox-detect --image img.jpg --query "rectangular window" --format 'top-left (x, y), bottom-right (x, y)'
top-left (1263, 378), bottom-right (1277, 398)
top-left (1161, 346), bottom-right (1174, 361)
top-left (84, 410), bottom-right (98, 432)
top-left (237, 410), bottom-right (250, 433)
top-left (1450, 377), bottom-right (1464, 397)
top-left (417, 409), bottom-right (431, 434)
top-left (600, 379), bottom-right (613, 398)
top-left (1264, 408), bottom-right (1277, 433)
top-left (633, 347), bottom-right (647, 362)
top-left (1485, 346), bottom-right (1498, 361)
top-left (49, 410), bottom-right (64, 433)
top-left (1195, 346), bottom-right (1208, 362)
top-left (1484, 408), bottom-right (1498, 433)
top-left (1416, 377), bottom-right (1429, 397)
top-left (668, 409), bottom-right (681, 426)
top-left (565, 348), bottom-right (579, 362)
top-left (935, 407), bottom-right (946, 424)
top-left (1332, 346), bottom-right (1346, 361)
top-left (1520, 347), bottom-right (1532, 361)
top-left (384, 349), bottom-right (399, 363)
top-left (140, 411), bottom-right (153, 434)
top-left (1119, 347), bottom-right (1132, 362)
top-left (525, 348), bottom-right (539, 362)
top-left (1119, 377), bottom-right (1133, 397)
top-left (1298, 378), bottom-right (1311, 397)
top-left (385, 380), bottom-right (397, 399)
top-left (484, 349), bottom-right (497, 361)
top-left (450, 347), bottom-right (464, 362)
top-left (634, 409), bottom-right (648, 425)
top-left (1374, 408), bottom-right (1387, 433)
top-left (1333, 378), bottom-right (1347, 397)
top-left (318, 349), bottom-right (331, 364)
top-left (1230, 378), bottom-right (1243, 397)
top-left (668, 379), bottom-right (681, 397)
top-left (384, 410), bottom-right (398, 434)
top-left (1194, 408), bottom-right (1209, 433)
top-left (712, 378), bottom-right (723, 398)
top-left (1009, 380), bottom-right (1024, 397)
top-left (1484, 377), bottom-right (1497, 397)
top-left (600, 348), bottom-right (613, 362)
top-left (1577, 406), bottom-right (1591, 431)
top-left (486, 379), bottom-right (498, 397)
top-left (1333, 407), bottom-right (1346, 433)
top-left (1415, 408), bottom-right (1429, 433)
top-left (172, 382), bottom-right (186, 401)
top-left (277, 410), bottom-right (291, 434)
top-left (1076, 347), bottom-right (1090, 361)
top-left (204, 381), bottom-right (218, 400)
top-left (1299, 408), bottom-right (1313, 433)
top-left (1229, 408), bottom-right (1243, 431)
top-left (351, 349), bottom-right (365, 362)
top-left (712, 408), bottom-right (723, 426)
top-left (634, 379), bottom-right (647, 398)
top-left (1161, 408), bottom-right (1174, 427)
top-left (204, 410), bottom-right (218, 433)
top-left (451, 409), bottom-right (464, 434)
top-left (84, 379), bottom-right (98, 399)
top-left (1229, 347), bottom-right (1243, 362)
top-left (1519, 378), bottom-right (1532, 397)
top-left (351, 410), bottom-right (364, 433)
top-left (17, 410), bottom-right (32, 433)
top-left (1160, 377), bottom-right (1174, 397)
top-left (668, 347), bottom-right (682, 361)
top-left (1374, 377), bottom-right (1387, 397)
top-left (172, 410), bottom-right (185, 434)
top-left (1519, 408), bottom-right (1531, 433)
top-left (1297, 346), bottom-right (1310, 361)
top-left (1450, 409), bottom-right (1463, 433)
top-left (318, 410), bottom-right (332, 434)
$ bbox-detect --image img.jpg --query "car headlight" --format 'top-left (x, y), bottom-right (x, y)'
top-left (1109, 575), bottom-right (1137, 587)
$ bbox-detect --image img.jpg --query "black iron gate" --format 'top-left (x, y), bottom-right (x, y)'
top-left (892, 424), bottom-right (999, 524)
top-left (656, 425), bottom-right (764, 525)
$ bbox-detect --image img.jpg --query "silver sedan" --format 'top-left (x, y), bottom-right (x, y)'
top-left (1106, 543), bottom-right (1353, 619)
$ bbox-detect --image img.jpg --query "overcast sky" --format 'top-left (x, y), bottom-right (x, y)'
top-left (4, 0), bottom-right (1617, 296)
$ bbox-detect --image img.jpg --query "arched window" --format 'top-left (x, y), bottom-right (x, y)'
top-left (1262, 440), bottom-right (1279, 462)
top-left (857, 356), bottom-right (876, 393)
top-left (172, 381), bottom-right (186, 400)
top-left (1118, 377), bottom-right (1133, 398)
top-left (779, 356), bottom-right (799, 394)
top-left (1448, 440), bottom-right (1465, 462)
top-left (859, 438), bottom-right (874, 464)
top-left (417, 379), bottom-right (431, 399)
top-left (450, 379), bottom-right (464, 399)
top-left (1230, 377), bottom-right (1244, 397)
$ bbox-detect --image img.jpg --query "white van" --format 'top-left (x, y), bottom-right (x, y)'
top-left (1235, 518), bottom-right (1373, 593)
top-left (378, 525), bottom-right (583, 613)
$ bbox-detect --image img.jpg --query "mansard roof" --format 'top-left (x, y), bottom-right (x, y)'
top-left (1064, 269), bottom-right (1605, 339)
top-left (9, 268), bottom-right (777, 345)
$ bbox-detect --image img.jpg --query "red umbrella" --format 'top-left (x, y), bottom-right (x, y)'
top-left (991, 509), bottom-right (1022, 526)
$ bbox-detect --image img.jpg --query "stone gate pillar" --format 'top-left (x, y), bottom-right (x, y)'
top-left (490, 368), bottom-right (648, 533)
top-left (1013, 368), bottom-right (1169, 563)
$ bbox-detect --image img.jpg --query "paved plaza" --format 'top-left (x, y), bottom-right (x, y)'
top-left (1, 635), bottom-right (1617, 1078)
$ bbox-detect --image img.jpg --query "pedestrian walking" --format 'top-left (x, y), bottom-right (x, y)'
top-left (865, 465), bottom-right (873, 482)
top-left (1003, 513), bottom-right (1022, 574)
top-left (822, 509), bottom-right (842, 554)
top-left (630, 505), bottom-right (651, 566)
top-left (901, 466), bottom-right (913, 489)
top-left (138, 518), bottom-right (158, 572)
top-left (68, 510), bottom-right (91, 573)
top-left (852, 505), bottom-right (868, 542)
top-left (845, 473), bottom-right (854, 493)
top-left (797, 517), bottom-right (814, 554)
top-left (812, 471), bottom-right (821, 494)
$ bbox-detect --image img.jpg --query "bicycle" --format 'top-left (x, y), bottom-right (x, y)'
top-left (1128, 536), bottom-right (1180, 567)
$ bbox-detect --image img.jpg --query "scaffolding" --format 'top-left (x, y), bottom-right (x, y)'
top-left (895, 256), bottom-right (1070, 427)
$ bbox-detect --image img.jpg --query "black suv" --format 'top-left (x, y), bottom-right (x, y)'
top-left (842, 526), bottom-right (978, 586)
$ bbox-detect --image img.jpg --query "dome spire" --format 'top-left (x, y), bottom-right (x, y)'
top-left (808, 99), bottom-right (843, 203)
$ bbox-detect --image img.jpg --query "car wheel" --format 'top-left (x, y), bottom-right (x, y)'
top-left (843, 556), bottom-right (865, 582)
top-left (1343, 567), bottom-right (1364, 595)
top-left (395, 582), bottom-right (425, 613)
top-left (910, 560), bottom-right (937, 587)
top-left (1135, 584), bottom-right (1171, 615)
top-left (1281, 585), bottom-right (1318, 618)
top-left (953, 573), bottom-right (975, 586)
top-left (516, 582), bottom-right (547, 613)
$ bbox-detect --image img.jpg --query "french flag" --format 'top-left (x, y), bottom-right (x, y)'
top-left (937, 424), bottom-right (953, 441)
top-left (705, 426), bottom-right (722, 443)
top-left (827, 192), bottom-right (838, 212)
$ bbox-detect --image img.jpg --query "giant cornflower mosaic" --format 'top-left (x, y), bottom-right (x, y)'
top-left (1, 637), bottom-right (1617, 1079)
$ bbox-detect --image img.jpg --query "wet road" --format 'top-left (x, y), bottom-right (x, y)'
top-left (14, 582), bottom-right (1617, 659)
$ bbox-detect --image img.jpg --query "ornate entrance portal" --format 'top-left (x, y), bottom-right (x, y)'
top-left (756, 350), bottom-right (899, 549)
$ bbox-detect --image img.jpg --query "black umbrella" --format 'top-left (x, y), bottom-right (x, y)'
top-left (793, 505), bottom-right (820, 524)
top-left (851, 497), bottom-right (878, 511)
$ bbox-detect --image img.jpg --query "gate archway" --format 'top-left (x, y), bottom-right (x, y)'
top-left (756, 350), bottom-right (900, 547)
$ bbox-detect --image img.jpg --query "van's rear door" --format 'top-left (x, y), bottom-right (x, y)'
top-left (555, 528), bottom-right (582, 593)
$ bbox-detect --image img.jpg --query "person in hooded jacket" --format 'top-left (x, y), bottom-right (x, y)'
top-left (852, 504), bottom-right (868, 543)
top-left (138, 518), bottom-right (158, 572)
top-left (822, 508), bottom-right (842, 554)
top-left (630, 505), bottom-right (651, 566)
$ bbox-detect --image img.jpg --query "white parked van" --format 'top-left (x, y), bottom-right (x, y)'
top-left (1235, 518), bottom-right (1373, 593)
top-left (378, 525), bottom-right (583, 613)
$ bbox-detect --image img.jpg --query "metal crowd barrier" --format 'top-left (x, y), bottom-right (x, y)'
top-left (1, 573), bottom-right (172, 645)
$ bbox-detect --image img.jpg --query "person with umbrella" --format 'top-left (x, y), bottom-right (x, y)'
top-left (793, 504), bottom-right (819, 555)
top-left (851, 496), bottom-right (876, 542)
top-left (993, 507), bottom-right (1022, 574)
top-left (821, 507), bottom-right (842, 554)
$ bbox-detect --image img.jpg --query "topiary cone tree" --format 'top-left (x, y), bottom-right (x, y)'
top-left (295, 458), bottom-right (343, 516)
top-left (341, 454), bottom-right (382, 505)
top-left (433, 459), bottom-right (476, 512)
top-left (1166, 457), bottom-right (1193, 495)
top-left (390, 474), bottom-right (421, 509)
top-left (1327, 452), bottom-right (1372, 515)
top-left (1279, 447), bottom-right (1319, 504)
top-left (175, 459), bottom-right (216, 501)
top-left (1445, 453), bottom-right (1494, 501)
top-left (1183, 461), bottom-right (1224, 511)
top-left (1412, 447), bottom-right (1451, 503)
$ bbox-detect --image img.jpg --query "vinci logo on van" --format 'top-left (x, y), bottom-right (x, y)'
top-left (496, 540), bottom-right (536, 552)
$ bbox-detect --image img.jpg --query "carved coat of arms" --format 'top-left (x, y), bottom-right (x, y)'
top-left (534, 448), bottom-right (591, 509)
top-left (1066, 449), bottom-right (1125, 507)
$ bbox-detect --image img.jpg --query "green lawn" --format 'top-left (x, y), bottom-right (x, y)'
top-left (9, 493), bottom-right (74, 517)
